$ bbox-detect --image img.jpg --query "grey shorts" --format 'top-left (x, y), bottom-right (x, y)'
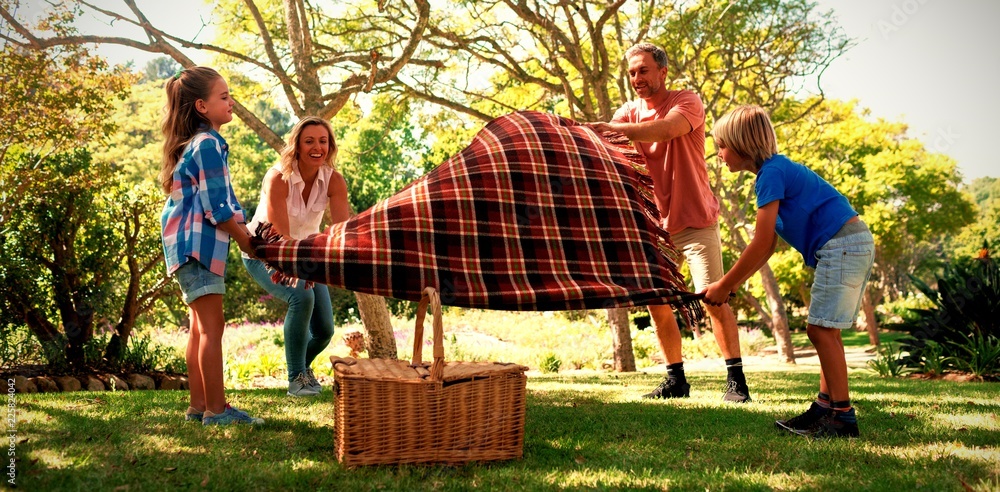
top-left (175, 260), bottom-right (225, 304)
top-left (808, 221), bottom-right (875, 329)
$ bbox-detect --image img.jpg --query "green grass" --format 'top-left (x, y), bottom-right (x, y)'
top-left (14, 371), bottom-right (1000, 491)
top-left (789, 329), bottom-right (909, 348)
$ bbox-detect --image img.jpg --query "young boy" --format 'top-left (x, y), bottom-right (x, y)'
top-left (702, 105), bottom-right (874, 437)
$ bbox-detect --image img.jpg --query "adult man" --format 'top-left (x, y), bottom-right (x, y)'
top-left (588, 43), bottom-right (750, 402)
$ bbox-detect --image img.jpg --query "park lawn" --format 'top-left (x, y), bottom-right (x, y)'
top-left (13, 370), bottom-right (999, 491)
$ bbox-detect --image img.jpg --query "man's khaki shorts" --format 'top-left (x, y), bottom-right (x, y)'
top-left (668, 223), bottom-right (724, 292)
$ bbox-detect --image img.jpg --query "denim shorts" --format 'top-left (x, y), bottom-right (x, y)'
top-left (175, 260), bottom-right (225, 304)
top-left (808, 222), bottom-right (875, 329)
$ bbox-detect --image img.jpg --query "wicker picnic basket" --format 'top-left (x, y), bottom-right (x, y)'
top-left (331, 287), bottom-right (528, 466)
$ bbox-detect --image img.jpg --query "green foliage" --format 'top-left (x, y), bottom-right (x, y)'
top-left (336, 96), bottom-right (429, 212)
top-left (537, 352), bottom-right (562, 373)
top-left (112, 334), bottom-right (186, 375)
top-left (866, 343), bottom-right (913, 378)
top-left (0, 324), bottom-right (44, 369)
top-left (948, 334), bottom-right (1000, 380)
top-left (914, 340), bottom-right (949, 377)
top-left (949, 177), bottom-right (1000, 260)
top-left (898, 246), bottom-right (999, 377)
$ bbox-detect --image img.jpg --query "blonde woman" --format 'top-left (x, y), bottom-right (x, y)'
top-left (242, 117), bottom-right (351, 396)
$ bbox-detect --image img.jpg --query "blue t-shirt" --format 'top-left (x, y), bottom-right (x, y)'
top-left (755, 154), bottom-right (857, 268)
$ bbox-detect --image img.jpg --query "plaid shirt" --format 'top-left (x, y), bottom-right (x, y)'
top-left (161, 128), bottom-right (245, 276)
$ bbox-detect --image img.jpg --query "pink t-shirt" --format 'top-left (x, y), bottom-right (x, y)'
top-left (612, 90), bottom-right (719, 234)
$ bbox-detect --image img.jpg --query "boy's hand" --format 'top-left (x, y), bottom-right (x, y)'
top-left (700, 281), bottom-right (732, 306)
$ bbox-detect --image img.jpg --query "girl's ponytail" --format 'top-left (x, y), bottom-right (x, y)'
top-left (159, 67), bottom-right (223, 194)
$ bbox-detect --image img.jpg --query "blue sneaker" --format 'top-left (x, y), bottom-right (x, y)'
top-left (202, 404), bottom-right (264, 426)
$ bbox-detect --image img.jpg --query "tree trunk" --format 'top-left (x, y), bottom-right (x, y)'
top-left (606, 308), bottom-right (635, 372)
top-left (857, 289), bottom-right (880, 346)
top-left (760, 264), bottom-right (795, 364)
top-left (355, 293), bottom-right (398, 359)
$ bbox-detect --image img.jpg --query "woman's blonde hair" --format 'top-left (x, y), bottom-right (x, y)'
top-left (712, 105), bottom-right (778, 169)
top-left (278, 116), bottom-right (338, 181)
top-left (159, 66), bottom-right (223, 193)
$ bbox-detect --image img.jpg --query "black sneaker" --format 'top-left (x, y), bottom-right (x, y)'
top-left (722, 379), bottom-right (752, 403)
top-left (642, 377), bottom-right (690, 399)
top-left (775, 402), bottom-right (829, 432)
top-left (789, 408), bottom-right (860, 438)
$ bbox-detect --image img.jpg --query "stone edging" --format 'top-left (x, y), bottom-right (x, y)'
top-left (9, 373), bottom-right (190, 393)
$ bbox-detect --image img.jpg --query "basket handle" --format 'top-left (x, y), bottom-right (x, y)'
top-left (411, 286), bottom-right (445, 381)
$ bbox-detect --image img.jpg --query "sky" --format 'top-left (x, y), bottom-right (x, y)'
top-left (26, 0), bottom-right (1000, 183)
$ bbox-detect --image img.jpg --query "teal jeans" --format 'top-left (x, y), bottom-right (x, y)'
top-left (243, 258), bottom-right (334, 380)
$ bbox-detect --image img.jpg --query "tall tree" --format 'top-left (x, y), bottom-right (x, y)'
top-left (416, 0), bottom-right (850, 363)
top-left (949, 177), bottom-right (1000, 260)
top-left (1, 0), bottom-right (436, 359)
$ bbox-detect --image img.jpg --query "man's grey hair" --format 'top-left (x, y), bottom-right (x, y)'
top-left (625, 43), bottom-right (669, 69)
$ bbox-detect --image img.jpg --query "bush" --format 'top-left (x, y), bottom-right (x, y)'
top-left (867, 343), bottom-right (913, 378)
top-left (949, 333), bottom-right (1000, 380)
top-left (897, 242), bottom-right (999, 378)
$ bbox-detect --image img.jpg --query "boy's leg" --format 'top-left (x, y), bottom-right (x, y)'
top-left (190, 293), bottom-right (227, 415)
top-left (807, 324), bottom-right (848, 402)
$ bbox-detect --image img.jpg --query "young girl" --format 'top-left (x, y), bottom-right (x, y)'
top-left (242, 116), bottom-right (350, 397)
top-left (702, 105), bottom-right (874, 438)
top-left (159, 66), bottom-right (263, 426)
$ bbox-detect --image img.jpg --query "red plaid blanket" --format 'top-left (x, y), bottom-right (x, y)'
top-left (253, 111), bottom-right (703, 325)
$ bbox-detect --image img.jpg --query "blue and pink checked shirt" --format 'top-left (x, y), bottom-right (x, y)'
top-left (160, 128), bottom-right (245, 277)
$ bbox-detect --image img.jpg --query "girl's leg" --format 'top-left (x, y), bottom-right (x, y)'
top-left (807, 324), bottom-right (849, 402)
top-left (186, 306), bottom-right (206, 412)
top-left (189, 293), bottom-right (227, 414)
top-left (304, 283), bottom-right (335, 368)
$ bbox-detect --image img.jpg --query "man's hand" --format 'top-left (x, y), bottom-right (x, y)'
top-left (700, 281), bottom-right (733, 307)
top-left (585, 121), bottom-right (614, 133)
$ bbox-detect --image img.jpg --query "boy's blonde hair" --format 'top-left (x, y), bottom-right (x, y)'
top-left (712, 105), bottom-right (778, 169)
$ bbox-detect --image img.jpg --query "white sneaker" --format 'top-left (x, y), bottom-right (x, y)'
top-left (287, 372), bottom-right (320, 397)
top-left (305, 368), bottom-right (323, 393)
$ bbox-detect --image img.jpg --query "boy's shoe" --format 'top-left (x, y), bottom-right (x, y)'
top-left (722, 379), bottom-right (752, 403)
top-left (202, 404), bottom-right (265, 426)
top-left (775, 402), bottom-right (829, 432)
top-left (789, 408), bottom-right (859, 438)
top-left (305, 368), bottom-right (323, 393)
top-left (287, 372), bottom-right (320, 397)
top-left (642, 377), bottom-right (690, 399)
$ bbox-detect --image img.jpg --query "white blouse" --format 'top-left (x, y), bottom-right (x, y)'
top-left (248, 162), bottom-right (333, 242)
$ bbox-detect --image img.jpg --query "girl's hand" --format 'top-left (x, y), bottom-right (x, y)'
top-left (700, 281), bottom-right (733, 306)
top-left (234, 232), bottom-right (255, 258)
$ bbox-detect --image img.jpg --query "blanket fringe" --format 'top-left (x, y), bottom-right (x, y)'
top-left (250, 222), bottom-right (304, 287)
